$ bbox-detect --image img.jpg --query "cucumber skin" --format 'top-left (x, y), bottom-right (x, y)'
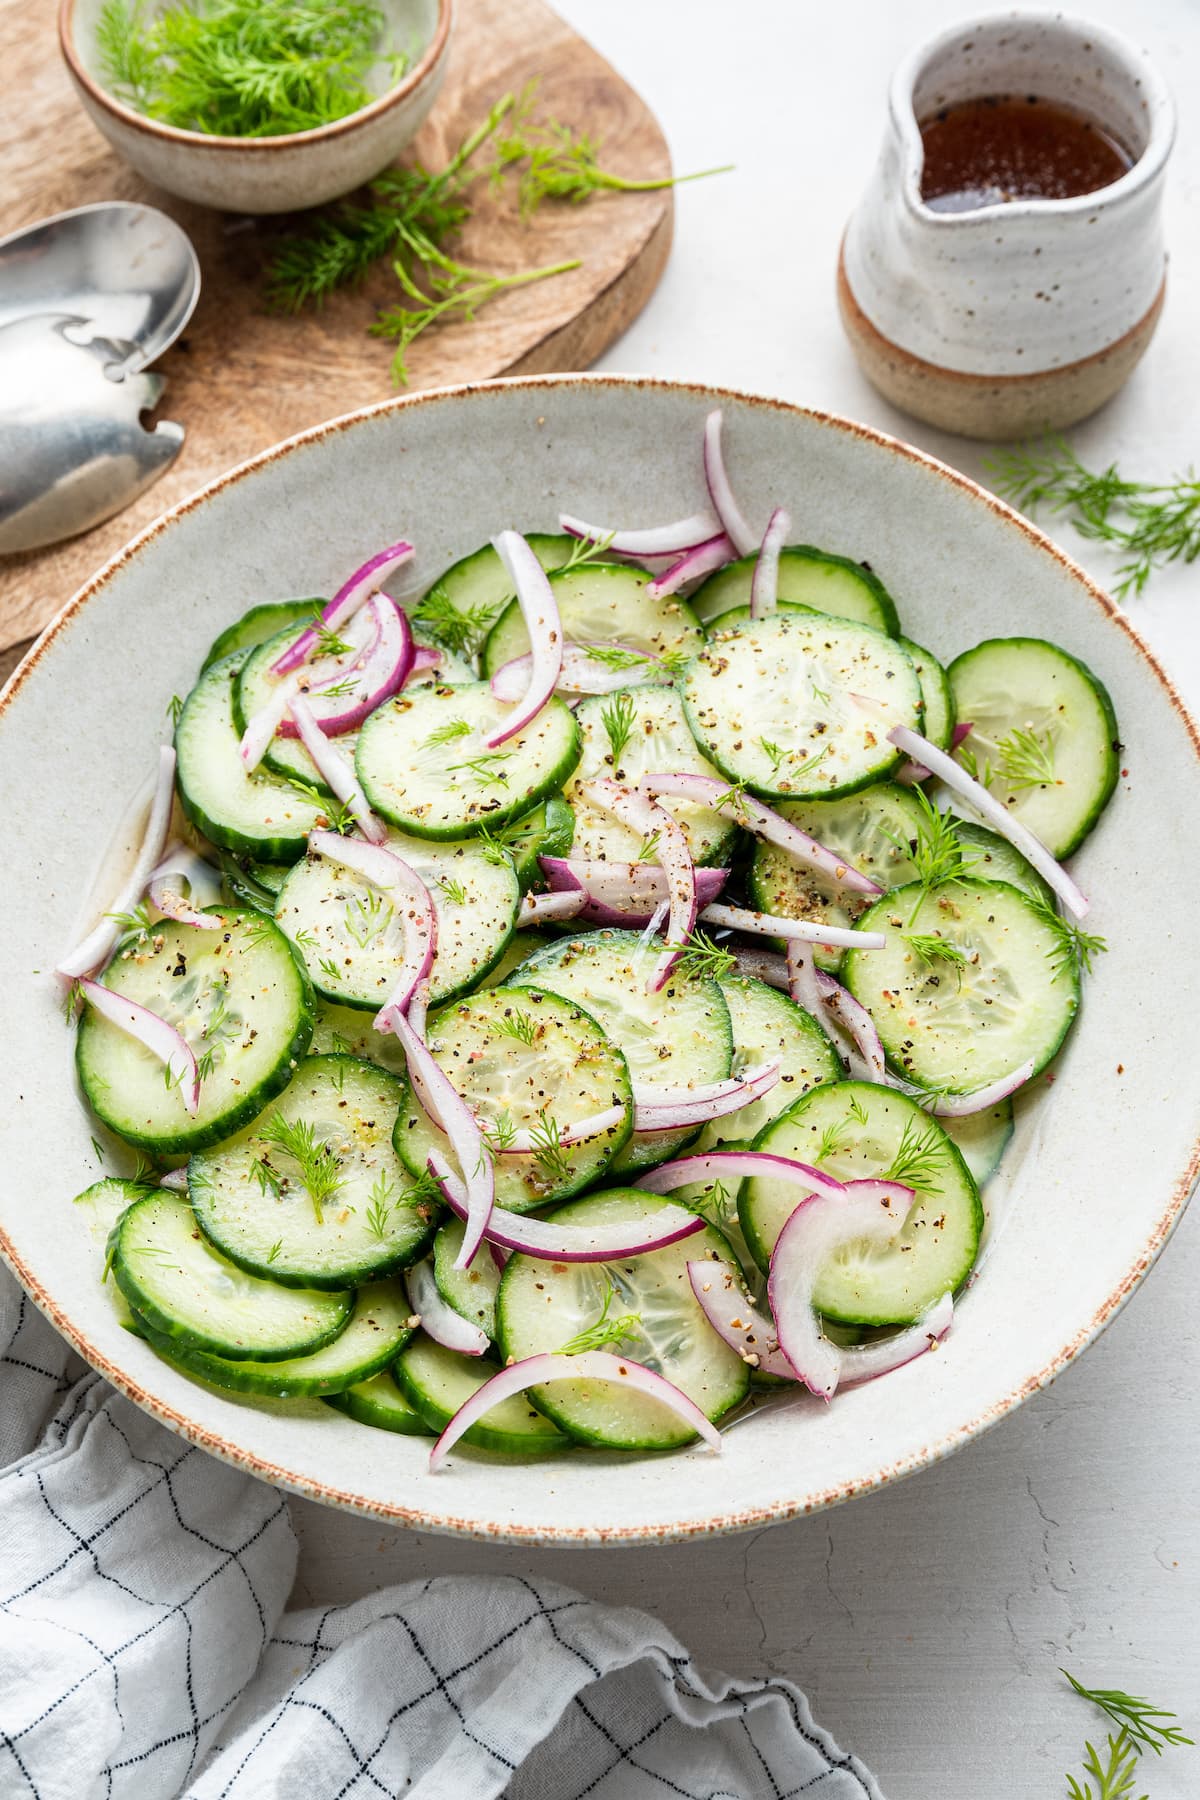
top-left (325, 1373), bottom-right (431, 1434)
top-left (393, 1346), bottom-right (568, 1457)
top-left (76, 910), bottom-right (317, 1156)
top-left (506, 793), bottom-right (576, 892)
top-left (133, 1311), bottom-right (414, 1398)
top-left (202, 599), bottom-right (318, 674)
top-left (947, 637), bottom-right (1120, 858)
top-left (691, 545), bottom-right (902, 635)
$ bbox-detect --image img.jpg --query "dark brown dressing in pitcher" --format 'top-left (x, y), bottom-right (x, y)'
top-left (919, 94), bottom-right (1133, 213)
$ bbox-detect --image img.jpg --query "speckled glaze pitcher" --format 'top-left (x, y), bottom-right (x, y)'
top-left (839, 12), bottom-right (1175, 439)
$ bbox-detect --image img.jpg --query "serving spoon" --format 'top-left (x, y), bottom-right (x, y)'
top-left (0, 201), bottom-right (200, 554)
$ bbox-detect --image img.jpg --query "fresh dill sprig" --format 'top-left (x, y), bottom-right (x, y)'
top-left (97, 0), bottom-right (398, 138)
top-left (1065, 1732), bottom-right (1146, 1800)
top-left (364, 1172), bottom-right (396, 1241)
top-left (757, 738), bottom-right (785, 773)
top-left (107, 900), bottom-right (153, 945)
top-left (446, 751), bottom-right (511, 788)
top-left (907, 787), bottom-right (976, 892)
top-left (317, 956), bottom-right (341, 983)
top-left (1064, 1673), bottom-right (1193, 1758)
top-left (1028, 897), bottom-right (1109, 980)
top-left (438, 876), bottom-right (467, 906)
top-left (308, 614), bottom-right (355, 659)
top-left (265, 1238), bottom-right (283, 1265)
top-left (996, 724), bottom-right (1059, 791)
top-left (883, 1116), bottom-right (946, 1196)
top-left (560, 1280), bottom-right (642, 1355)
top-left (90, 1135), bottom-right (106, 1165)
top-left (672, 929), bottom-right (737, 984)
top-left (636, 831), bottom-right (662, 863)
top-left (473, 825), bottom-right (513, 868)
top-left (257, 1113), bottom-right (342, 1223)
top-left (486, 1109), bottom-right (518, 1154)
top-left (848, 1093), bottom-right (869, 1126)
top-left (903, 932), bottom-right (969, 970)
top-left (815, 1115), bottom-right (851, 1166)
top-left (487, 1008), bottom-right (539, 1047)
top-left (283, 774), bottom-right (355, 834)
top-left (560, 530), bottom-right (618, 573)
top-left (371, 253), bottom-right (581, 387)
top-left (422, 717), bottom-right (472, 749)
top-left (986, 436), bottom-right (1200, 599)
top-left (166, 692), bottom-right (185, 729)
top-left (583, 644), bottom-right (651, 671)
top-left (249, 1156), bottom-right (281, 1198)
top-left (343, 889), bottom-right (392, 949)
top-left (528, 1111), bottom-right (574, 1185)
top-left (410, 584), bottom-right (499, 657)
top-left (600, 690), bottom-right (636, 768)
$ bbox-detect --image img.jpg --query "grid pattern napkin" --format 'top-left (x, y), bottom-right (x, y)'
top-left (0, 1266), bottom-right (881, 1799)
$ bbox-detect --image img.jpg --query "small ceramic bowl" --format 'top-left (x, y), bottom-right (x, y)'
top-left (59, 0), bottom-right (452, 214)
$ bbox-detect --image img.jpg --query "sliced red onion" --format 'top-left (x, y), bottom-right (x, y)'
top-left (271, 540), bottom-right (414, 676)
top-left (407, 645), bottom-right (443, 681)
top-left (147, 844), bottom-right (224, 931)
top-left (485, 532), bottom-right (564, 748)
top-left (489, 1104), bottom-right (627, 1155)
top-left (636, 1149), bottom-right (848, 1205)
top-left (579, 781), bottom-right (696, 991)
top-left (429, 1347), bottom-right (721, 1470)
top-left (925, 1058), bottom-right (1037, 1117)
top-left (57, 746), bottom-right (177, 980)
top-left (240, 677), bottom-right (301, 772)
top-left (646, 533), bottom-right (735, 599)
top-left (749, 506), bottom-right (790, 620)
top-left (817, 978), bottom-right (895, 1085)
top-left (633, 1060), bottom-right (782, 1132)
top-left (277, 595), bottom-right (414, 738)
top-left (837, 1293), bottom-right (954, 1387)
top-left (729, 946), bottom-right (789, 990)
top-left (558, 511), bottom-right (723, 558)
top-left (290, 694), bottom-right (386, 845)
top-left (405, 1257), bottom-right (488, 1356)
top-left (887, 725), bottom-right (1090, 919)
top-left (769, 1182), bottom-right (917, 1400)
top-left (406, 978), bottom-right (429, 1042)
top-left (687, 1259), bottom-right (796, 1379)
top-left (896, 719), bottom-right (975, 787)
top-left (516, 890), bottom-right (588, 928)
top-left (430, 1152), bottom-right (705, 1262)
top-left (702, 409), bottom-right (758, 556)
top-left (158, 1168), bottom-right (189, 1192)
top-left (539, 856), bottom-right (729, 928)
top-left (639, 774), bottom-right (881, 897)
top-left (491, 642), bottom-right (671, 702)
top-left (700, 901), bottom-right (884, 952)
top-left (78, 978), bottom-right (199, 1116)
top-left (785, 938), bottom-right (824, 1018)
top-left (308, 831), bottom-right (436, 1022)
top-left (391, 1039), bottom-right (493, 1270)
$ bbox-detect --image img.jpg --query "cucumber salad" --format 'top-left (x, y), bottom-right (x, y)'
top-left (60, 411), bottom-right (1117, 1469)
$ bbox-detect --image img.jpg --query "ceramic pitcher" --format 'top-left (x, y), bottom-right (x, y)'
top-left (839, 12), bottom-right (1175, 438)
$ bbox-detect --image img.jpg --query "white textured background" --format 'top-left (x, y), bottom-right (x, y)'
top-left (292, 3), bottom-right (1200, 1793)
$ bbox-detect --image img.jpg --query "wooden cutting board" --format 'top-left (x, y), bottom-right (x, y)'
top-left (0, 0), bottom-right (675, 652)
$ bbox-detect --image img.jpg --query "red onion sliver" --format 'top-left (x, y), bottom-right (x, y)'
top-left (700, 901), bottom-right (883, 952)
top-left (640, 773), bottom-right (881, 897)
top-left (897, 720), bottom-right (975, 787)
top-left (687, 1259), bottom-right (797, 1379)
top-left (271, 540), bottom-right (414, 676)
top-left (579, 780), bottom-right (696, 991)
top-left (405, 1257), bottom-right (488, 1356)
top-left (390, 1040), bottom-right (493, 1270)
top-left (646, 533), bottom-right (735, 599)
top-left (836, 1293), bottom-right (953, 1386)
top-left (290, 694), bottom-right (386, 844)
top-left (729, 946), bottom-right (789, 989)
top-left (429, 1348), bottom-right (722, 1470)
top-left (887, 725), bottom-right (1090, 919)
top-left (702, 409), bottom-right (758, 556)
top-left (158, 1168), bottom-right (189, 1192)
top-left (491, 642), bottom-right (670, 702)
top-left (925, 1058), bottom-right (1037, 1117)
top-left (516, 890), bottom-right (588, 928)
top-left (78, 978), bottom-right (200, 1116)
top-left (540, 857), bottom-right (728, 928)
top-left (817, 978), bottom-right (895, 1085)
top-left (490, 1104), bottom-right (627, 1155)
top-left (240, 678), bottom-right (300, 772)
top-left (430, 1152), bottom-right (705, 1263)
top-left (636, 1149), bottom-right (849, 1205)
top-left (633, 1060), bottom-right (782, 1131)
top-left (749, 506), bottom-right (790, 620)
top-left (785, 939), bottom-right (824, 1019)
top-left (769, 1183), bottom-right (916, 1399)
top-left (558, 511), bottom-right (723, 558)
top-left (277, 595), bottom-right (415, 739)
top-left (407, 644), bottom-right (444, 681)
top-left (57, 746), bottom-right (177, 980)
top-left (147, 844), bottom-right (224, 931)
top-left (406, 978), bottom-right (429, 1042)
top-left (308, 831), bottom-right (436, 1023)
top-left (485, 532), bottom-right (564, 748)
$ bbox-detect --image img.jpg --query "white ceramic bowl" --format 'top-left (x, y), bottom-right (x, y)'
top-left (59, 0), bottom-right (452, 214)
top-left (2, 376), bottom-right (1197, 1546)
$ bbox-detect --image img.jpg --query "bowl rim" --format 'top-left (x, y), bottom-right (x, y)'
top-left (58, 0), bottom-right (453, 153)
top-left (5, 371), bottom-right (1199, 1546)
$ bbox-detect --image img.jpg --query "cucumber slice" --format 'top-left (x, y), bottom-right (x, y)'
top-left (474, 929), bottom-right (552, 990)
top-left (409, 634), bottom-right (477, 689)
top-left (496, 1190), bottom-right (750, 1449)
top-left (355, 682), bottom-right (580, 839)
top-left (955, 822), bottom-right (1056, 906)
top-left (234, 627), bottom-right (365, 792)
top-left (136, 1279), bottom-right (415, 1397)
top-left (176, 655), bottom-right (325, 860)
top-left (393, 987), bottom-right (632, 1213)
top-left (940, 1099), bottom-right (1014, 1189)
top-left (491, 793), bottom-right (575, 891)
top-left (691, 546), bottom-right (900, 634)
top-left (740, 1082), bottom-right (982, 1324)
top-left (565, 687), bottom-right (739, 867)
top-left (507, 929), bottom-right (732, 1173)
top-left (683, 613), bottom-right (922, 799)
top-left (843, 878), bottom-right (1079, 1092)
top-left (948, 637), bottom-right (1119, 857)
top-left (74, 1177), bottom-right (152, 1329)
top-left (310, 998), bottom-right (408, 1076)
top-left (694, 976), bottom-right (841, 1151)
top-left (189, 1055), bottom-right (437, 1289)
top-left (274, 827), bottom-right (518, 1009)
top-left (112, 1189), bottom-right (352, 1359)
top-left (201, 599), bottom-right (317, 673)
top-left (76, 910), bottom-right (314, 1154)
top-left (483, 564), bottom-right (705, 676)
top-left (216, 853), bottom-right (292, 914)
top-left (394, 1336), bottom-right (567, 1455)
top-left (412, 534), bottom-right (577, 663)
top-left (326, 1369), bottom-right (431, 1435)
top-left (899, 637), bottom-right (954, 751)
top-left (433, 1218), bottom-right (501, 1338)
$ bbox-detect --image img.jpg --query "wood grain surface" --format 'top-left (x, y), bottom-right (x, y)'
top-left (0, 0), bottom-right (674, 652)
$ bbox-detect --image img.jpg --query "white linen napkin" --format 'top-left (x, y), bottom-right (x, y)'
top-left (0, 1266), bottom-right (882, 1799)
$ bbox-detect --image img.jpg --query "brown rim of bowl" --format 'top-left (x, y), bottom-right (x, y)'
top-left (4, 372), bottom-right (1199, 1547)
top-left (57, 0), bottom-right (453, 152)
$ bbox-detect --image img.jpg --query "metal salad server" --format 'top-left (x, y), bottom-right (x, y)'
top-left (0, 202), bottom-right (201, 555)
